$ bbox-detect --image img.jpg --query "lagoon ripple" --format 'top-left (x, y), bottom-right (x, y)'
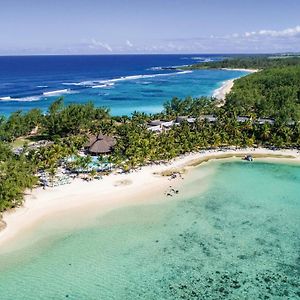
top-left (0, 161), bottom-right (299, 299)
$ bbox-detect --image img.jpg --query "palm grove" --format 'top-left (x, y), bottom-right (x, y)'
top-left (1, 56), bottom-right (300, 212)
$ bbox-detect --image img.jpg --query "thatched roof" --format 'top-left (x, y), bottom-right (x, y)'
top-left (86, 134), bottom-right (117, 154)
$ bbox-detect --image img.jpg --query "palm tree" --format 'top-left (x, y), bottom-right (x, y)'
top-left (260, 123), bottom-right (271, 143)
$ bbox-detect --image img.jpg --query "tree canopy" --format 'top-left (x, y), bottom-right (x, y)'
top-left (1, 55), bottom-right (300, 213)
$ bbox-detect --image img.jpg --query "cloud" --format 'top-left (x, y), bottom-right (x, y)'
top-left (1, 25), bottom-right (299, 55)
top-left (243, 25), bottom-right (300, 38)
top-left (89, 39), bottom-right (112, 52)
top-left (126, 40), bottom-right (133, 47)
top-left (195, 25), bottom-right (300, 53)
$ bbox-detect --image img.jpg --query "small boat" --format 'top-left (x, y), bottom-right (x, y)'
top-left (244, 155), bottom-right (253, 162)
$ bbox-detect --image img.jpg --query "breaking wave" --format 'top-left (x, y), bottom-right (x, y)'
top-left (43, 89), bottom-right (72, 96)
top-left (0, 70), bottom-right (192, 102)
top-left (0, 96), bottom-right (41, 102)
top-left (62, 70), bottom-right (193, 88)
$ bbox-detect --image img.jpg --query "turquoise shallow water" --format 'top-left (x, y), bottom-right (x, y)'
top-left (0, 161), bottom-right (299, 299)
top-left (0, 69), bottom-right (247, 116)
top-left (0, 54), bottom-right (246, 116)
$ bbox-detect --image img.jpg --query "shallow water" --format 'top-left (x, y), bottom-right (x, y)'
top-left (0, 161), bottom-right (299, 299)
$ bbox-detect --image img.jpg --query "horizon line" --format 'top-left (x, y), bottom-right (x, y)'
top-left (0, 51), bottom-right (298, 57)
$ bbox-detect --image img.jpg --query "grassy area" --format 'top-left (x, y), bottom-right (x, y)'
top-left (11, 137), bottom-right (29, 148)
top-left (11, 135), bottom-right (48, 148)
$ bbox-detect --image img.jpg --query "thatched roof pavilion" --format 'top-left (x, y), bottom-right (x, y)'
top-left (86, 134), bottom-right (117, 155)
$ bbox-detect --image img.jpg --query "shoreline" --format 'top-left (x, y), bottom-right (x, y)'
top-left (221, 67), bottom-right (259, 73)
top-left (213, 68), bottom-right (258, 103)
top-left (213, 78), bottom-right (235, 101)
top-left (0, 147), bottom-right (299, 251)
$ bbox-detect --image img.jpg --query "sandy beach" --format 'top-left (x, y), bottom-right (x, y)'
top-left (213, 78), bottom-right (235, 101)
top-left (0, 147), bottom-right (299, 250)
top-left (213, 68), bottom-right (258, 103)
top-left (221, 68), bottom-right (259, 73)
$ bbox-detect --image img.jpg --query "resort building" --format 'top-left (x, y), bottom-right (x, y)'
top-left (176, 116), bottom-right (197, 124)
top-left (187, 117), bottom-right (196, 123)
top-left (86, 134), bottom-right (117, 155)
top-left (256, 118), bottom-right (275, 125)
top-left (287, 120), bottom-right (296, 126)
top-left (146, 115), bottom-right (283, 134)
top-left (147, 125), bottom-right (162, 132)
top-left (176, 116), bottom-right (189, 123)
top-left (148, 120), bottom-right (162, 126)
top-left (147, 120), bottom-right (175, 132)
top-left (237, 116), bottom-right (251, 123)
top-left (199, 115), bottom-right (218, 123)
top-left (161, 120), bottom-right (175, 128)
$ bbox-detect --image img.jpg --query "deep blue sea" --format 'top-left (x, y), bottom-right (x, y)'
top-left (0, 55), bottom-right (247, 116)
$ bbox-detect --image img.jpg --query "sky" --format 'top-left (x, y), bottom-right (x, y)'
top-left (1, 0), bottom-right (300, 55)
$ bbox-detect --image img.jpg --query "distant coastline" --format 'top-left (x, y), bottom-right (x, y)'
top-left (221, 68), bottom-right (259, 73)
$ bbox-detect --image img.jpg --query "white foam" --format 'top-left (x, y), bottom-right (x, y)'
top-left (43, 89), bottom-right (71, 96)
top-left (91, 83), bottom-right (115, 89)
top-left (148, 65), bottom-right (188, 71)
top-left (1, 88), bottom-right (77, 102)
top-left (97, 71), bottom-right (192, 85)
top-left (191, 56), bottom-right (205, 60)
top-left (19, 96), bottom-right (42, 102)
top-left (149, 66), bottom-right (163, 71)
top-left (62, 82), bottom-right (87, 86)
top-left (0, 96), bottom-right (12, 101)
top-left (190, 57), bottom-right (213, 63)
top-left (91, 84), bottom-right (107, 89)
top-left (37, 85), bottom-right (48, 88)
top-left (63, 71), bottom-right (192, 89)
top-left (0, 96), bottom-right (41, 102)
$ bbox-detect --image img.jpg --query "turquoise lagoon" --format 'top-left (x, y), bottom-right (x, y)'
top-left (0, 69), bottom-right (247, 116)
top-left (0, 160), bottom-right (299, 299)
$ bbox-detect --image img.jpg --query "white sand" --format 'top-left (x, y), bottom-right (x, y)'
top-left (221, 68), bottom-right (259, 73)
top-left (0, 147), bottom-right (299, 249)
top-left (213, 79), bottom-right (235, 101)
top-left (213, 68), bottom-right (258, 102)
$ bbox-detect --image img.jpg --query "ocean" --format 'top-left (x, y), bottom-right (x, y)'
top-left (0, 160), bottom-right (299, 299)
top-left (0, 55), bottom-right (247, 116)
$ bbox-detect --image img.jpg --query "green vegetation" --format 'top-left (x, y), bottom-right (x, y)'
top-left (226, 66), bottom-right (300, 121)
top-left (0, 142), bottom-right (38, 212)
top-left (44, 97), bottom-right (110, 138)
top-left (184, 55), bottom-right (300, 70)
top-left (0, 109), bottom-right (42, 142)
top-left (185, 56), bottom-right (300, 122)
top-left (0, 55), bottom-right (300, 213)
